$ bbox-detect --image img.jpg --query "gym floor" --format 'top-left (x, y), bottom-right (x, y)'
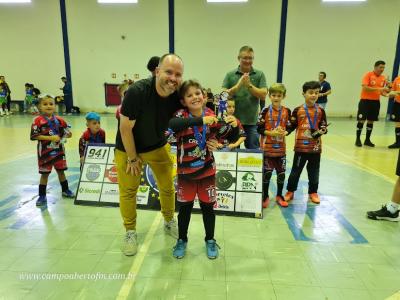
top-left (0, 114), bottom-right (399, 300)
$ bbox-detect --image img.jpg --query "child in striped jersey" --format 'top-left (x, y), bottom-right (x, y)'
top-left (285, 81), bottom-right (328, 204)
top-left (257, 83), bottom-right (291, 208)
top-left (168, 80), bottom-right (236, 260)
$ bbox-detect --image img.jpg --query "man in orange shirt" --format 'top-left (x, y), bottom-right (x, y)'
top-left (355, 61), bottom-right (390, 147)
top-left (388, 76), bottom-right (400, 148)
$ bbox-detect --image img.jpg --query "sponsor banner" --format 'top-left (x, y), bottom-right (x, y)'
top-left (237, 152), bottom-right (263, 172)
top-left (235, 192), bottom-right (262, 214)
top-left (82, 164), bottom-right (106, 183)
top-left (107, 148), bottom-right (115, 165)
top-left (214, 191), bottom-right (235, 211)
top-left (104, 165), bottom-right (118, 183)
top-left (236, 171), bottom-right (263, 193)
top-left (100, 183), bottom-right (119, 203)
top-left (84, 146), bottom-right (110, 164)
top-left (76, 144), bottom-right (263, 218)
top-left (137, 185), bottom-right (150, 205)
top-left (213, 151), bottom-right (237, 171)
top-left (215, 170), bottom-right (236, 191)
top-left (76, 182), bottom-right (102, 202)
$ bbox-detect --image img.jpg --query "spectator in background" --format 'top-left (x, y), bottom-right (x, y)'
top-left (316, 72), bottom-right (332, 110)
top-left (147, 56), bottom-right (160, 77)
top-left (206, 88), bottom-right (213, 101)
top-left (0, 76), bottom-right (11, 114)
top-left (60, 76), bottom-right (73, 115)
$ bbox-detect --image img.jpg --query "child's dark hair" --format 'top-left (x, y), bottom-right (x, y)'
top-left (302, 81), bottom-right (321, 93)
top-left (179, 80), bottom-right (203, 99)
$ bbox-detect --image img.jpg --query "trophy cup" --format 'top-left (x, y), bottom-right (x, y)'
top-left (217, 91), bottom-right (229, 123)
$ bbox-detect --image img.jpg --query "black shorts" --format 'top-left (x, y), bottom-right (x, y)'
top-left (390, 101), bottom-right (400, 122)
top-left (397, 150), bottom-right (400, 176)
top-left (357, 100), bottom-right (380, 121)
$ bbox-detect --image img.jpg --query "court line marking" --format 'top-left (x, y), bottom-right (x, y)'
top-left (116, 213), bottom-right (162, 300)
top-left (325, 144), bottom-right (396, 184)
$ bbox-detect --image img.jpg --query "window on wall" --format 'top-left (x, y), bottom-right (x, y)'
top-left (0, 0), bottom-right (31, 3)
top-left (207, 0), bottom-right (248, 3)
top-left (97, 0), bottom-right (137, 3)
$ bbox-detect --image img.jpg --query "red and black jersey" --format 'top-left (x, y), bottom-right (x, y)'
top-left (257, 105), bottom-right (291, 157)
top-left (30, 114), bottom-right (69, 163)
top-left (218, 118), bottom-right (246, 146)
top-left (173, 107), bottom-right (231, 180)
top-left (79, 128), bottom-right (106, 157)
top-left (290, 104), bottom-right (327, 153)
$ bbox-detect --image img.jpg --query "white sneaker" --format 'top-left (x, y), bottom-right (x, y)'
top-left (164, 218), bottom-right (178, 238)
top-left (122, 230), bottom-right (138, 256)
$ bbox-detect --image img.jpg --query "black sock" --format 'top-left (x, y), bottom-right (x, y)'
top-left (277, 182), bottom-right (284, 197)
top-left (263, 182), bottom-right (270, 199)
top-left (396, 127), bottom-right (400, 144)
top-left (366, 123), bottom-right (373, 141)
top-left (200, 202), bottom-right (215, 241)
top-left (356, 122), bottom-right (364, 139)
top-left (39, 184), bottom-right (46, 196)
top-left (60, 180), bottom-right (69, 192)
top-left (178, 202), bottom-right (193, 242)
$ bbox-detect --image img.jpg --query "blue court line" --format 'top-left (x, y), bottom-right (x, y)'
top-left (0, 195), bottom-right (18, 208)
top-left (0, 172), bottom-right (80, 229)
top-left (280, 202), bottom-right (368, 244)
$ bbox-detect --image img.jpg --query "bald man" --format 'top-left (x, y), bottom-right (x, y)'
top-left (115, 54), bottom-right (184, 256)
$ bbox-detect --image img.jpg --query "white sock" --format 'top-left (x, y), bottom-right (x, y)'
top-left (387, 202), bottom-right (399, 214)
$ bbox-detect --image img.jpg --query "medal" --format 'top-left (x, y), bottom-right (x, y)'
top-left (269, 105), bottom-right (282, 149)
top-left (190, 111), bottom-right (207, 159)
top-left (303, 104), bottom-right (318, 145)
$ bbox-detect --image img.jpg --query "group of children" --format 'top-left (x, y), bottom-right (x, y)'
top-left (167, 79), bottom-right (327, 259)
top-left (30, 94), bottom-right (105, 206)
top-left (258, 81), bottom-right (328, 209)
top-left (28, 79), bottom-right (327, 260)
top-left (0, 83), bottom-right (10, 116)
top-left (24, 83), bottom-right (41, 114)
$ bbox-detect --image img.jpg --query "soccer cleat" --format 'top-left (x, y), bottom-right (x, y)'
top-left (355, 138), bottom-right (362, 147)
top-left (122, 230), bottom-right (138, 256)
top-left (276, 195), bottom-right (288, 207)
top-left (62, 189), bottom-right (75, 198)
top-left (36, 195), bottom-right (47, 207)
top-left (164, 218), bottom-right (178, 238)
top-left (309, 193), bottom-right (320, 204)
top-left (172, 239), bottom-right (187, 259)
top-left (205, 239), bottom-right (220, 259)
top-left (367, 206), bottom-right (399, 222)
top-left (388, 143), bottom-right (400, 149)
top-left (262, 197), bottom-right (270, 208)
top-left (284, 191), bottom-right (294, 202)
top-left (364, 140), bottom-right (375, 147)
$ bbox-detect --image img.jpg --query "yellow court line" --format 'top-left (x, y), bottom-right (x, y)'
top-left (325, 144), bottom-right (396, 185)
top-left (116, 213), bottom-right (162, 300)
top-left (386, 291), bottom-right (400, 300)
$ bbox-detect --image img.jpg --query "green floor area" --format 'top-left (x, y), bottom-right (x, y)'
top-left (0, 115), bottom-right (399, 299)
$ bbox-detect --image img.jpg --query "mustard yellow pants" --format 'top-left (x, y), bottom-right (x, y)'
top-left (115, 145), bottom-right (175, 231)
